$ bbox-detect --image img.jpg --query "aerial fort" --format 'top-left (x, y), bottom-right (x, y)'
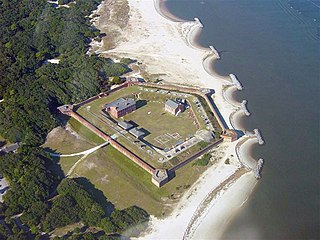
top-left (58, 78), bottom-right (238, 187)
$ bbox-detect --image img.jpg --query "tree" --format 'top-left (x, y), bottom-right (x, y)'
top-left (100, 217), bottom-right (119, 234)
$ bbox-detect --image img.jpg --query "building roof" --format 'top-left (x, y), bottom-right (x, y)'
top-left (165, 99), bottom-right (179, 110)
top-left (104, 98), bottom-right (135, 112)
top-left (118, 121), bottom-right (134, 130)
top-left (129, 127), bottom-right (145, 138)
top-left (1, 143), bottom-right (19, 153)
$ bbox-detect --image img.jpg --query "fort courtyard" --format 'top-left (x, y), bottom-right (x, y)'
top-left (57, 80), bottom-right (236, 188)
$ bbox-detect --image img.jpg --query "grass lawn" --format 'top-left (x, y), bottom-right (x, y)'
top-left (52, 155), bottom-right (82, 175)
top-left (51, 222), bottom-right (83, 237)
top-left (42, 126), bottom-right (96, 154)
top-left (123, 101), bottom-right (196, 149)
top-left (116, 135), bottom-right (163, 168)
top-left (77, 86), bottom-right (141, 114)
top-left (68, 118), bottom-right (105, 145)
top-left (72, 145), bottom-right (213, 217)
top-left (0, 134), bottom-right (10, 146)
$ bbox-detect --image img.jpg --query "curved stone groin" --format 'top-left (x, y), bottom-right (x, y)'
top-left (241, 100), bottom-right (251, 116)
top-left (229, 74), bottom-right (243, 90)
top-left (254, 129), bottom-right (264, 145)
top-left (254, 158), bottom-right (264, 179)
top-left (194, 17), bottom-right (204, 28)
top-left (209, 45), bottom-right (220, 59)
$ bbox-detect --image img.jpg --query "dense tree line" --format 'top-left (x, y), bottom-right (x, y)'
top-left (0, 0), bottom-right (131, 145)
top-left (0, 149), bottom-right (149, 238)
top-left (0, 0), bottom-right (149, 238)
top-left (0, 147), bottom-right (56, 215)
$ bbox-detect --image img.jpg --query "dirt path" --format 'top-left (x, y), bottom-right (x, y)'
top-left (48, 142), bottom-right (108, 157)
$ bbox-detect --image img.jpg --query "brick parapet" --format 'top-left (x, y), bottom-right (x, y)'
top-left (133, 82), bottom-right (226, 131)
top-left (74, 82), bottom-right (130, 108)
top-left (69, 111), bottom-right (155, 175)
top-left (169, 138), bottom-right (223, 173)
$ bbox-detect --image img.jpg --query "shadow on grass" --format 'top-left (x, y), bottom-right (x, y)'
top-left (136, 99), bottom-right (147, 109)
top-left (74, 177), bottom-right (115, 216)
top-left (0, 141), bottom-right (6, 148)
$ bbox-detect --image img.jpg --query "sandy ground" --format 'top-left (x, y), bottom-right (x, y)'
top-left (89, 0), bottom-right (261, 239)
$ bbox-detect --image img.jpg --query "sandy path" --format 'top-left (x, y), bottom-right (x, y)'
top-left (48, 142), bottom-right (108, 157)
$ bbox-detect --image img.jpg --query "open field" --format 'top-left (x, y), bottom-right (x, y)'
top-left (72, 145), bottom-right (216, 217)
top-left (51, 222), bottom-right (83, 237)
top-left (68, 118), bottom-right (105, 145)
top-left (52, 155), bottom-right (82, 175)
top-left (42, 126), bottom-right (96, 154)
top-left (0, 134), bottom-right (10, 147)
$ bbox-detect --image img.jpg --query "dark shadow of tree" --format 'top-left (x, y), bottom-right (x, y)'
top-left (74, 177), bottom-right (115, 217)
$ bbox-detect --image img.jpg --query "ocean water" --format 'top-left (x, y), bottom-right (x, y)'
top-left (164, 0), bottom-right (319, 239)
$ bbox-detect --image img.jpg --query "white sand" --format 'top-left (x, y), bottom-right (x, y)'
top-left (92, 0), bottom-right (260, 239)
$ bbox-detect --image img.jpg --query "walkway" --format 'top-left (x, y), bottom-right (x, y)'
top-left (48, 142), bottom-right (109, 157)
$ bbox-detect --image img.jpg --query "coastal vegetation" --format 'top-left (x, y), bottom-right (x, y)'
top-left (193, 153), bottom-right (211, 166)
top-left (0, 0), bottom-right (149, 238)
top-left (0, 0), bottom-right (131, 146)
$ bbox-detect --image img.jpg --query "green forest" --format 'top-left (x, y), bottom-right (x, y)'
top-left (0, 0), bottom-right (148, 238)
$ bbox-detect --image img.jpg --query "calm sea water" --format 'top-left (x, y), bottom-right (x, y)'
top-left (165, 0), bottom-right (319, 239)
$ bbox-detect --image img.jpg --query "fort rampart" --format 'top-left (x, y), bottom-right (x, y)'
top-left (58, 79), bottom-right (234, 187)
top-left (70, 111), bottom-right (155, 175)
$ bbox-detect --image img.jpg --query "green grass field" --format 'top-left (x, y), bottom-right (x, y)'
top-left (0, 134), bottom-right (10, 146)
top-left (72, 85), bottom-right (220, 169)
top-left (44, 126), bottom-right (214, 216)
top-left (41, 86), bottom-right (223, 217)
top-left (76, 86), bottom-right (205, 141)
top-left (123, 101), bottom-right (196, 149)
top-left (54, 155), bottom-right (82, 175)
top-left (42, 126), bottom-right (96, 154)
top-left (68, 118), bottom-right (105, 145)
top-left (72, 145), bottom-right (213, 217)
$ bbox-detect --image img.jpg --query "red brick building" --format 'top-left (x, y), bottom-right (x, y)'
top-left (104, 98), bottom-right (136, 118)
top-left (165, 99), bottom-right (185, 115)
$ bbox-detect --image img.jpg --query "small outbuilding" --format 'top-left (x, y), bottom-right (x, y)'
top-left (118, 120), bottom-right (134, 130)
top-left (165, 99), bottom-right (185, 115)
top-left (129, 127), bottom-right (145, 139)
top-left (0, 143), bottom-right (20, 154)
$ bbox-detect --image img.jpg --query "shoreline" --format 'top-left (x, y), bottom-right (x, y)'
top-left (90, 0), bottom-right (263, 238)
